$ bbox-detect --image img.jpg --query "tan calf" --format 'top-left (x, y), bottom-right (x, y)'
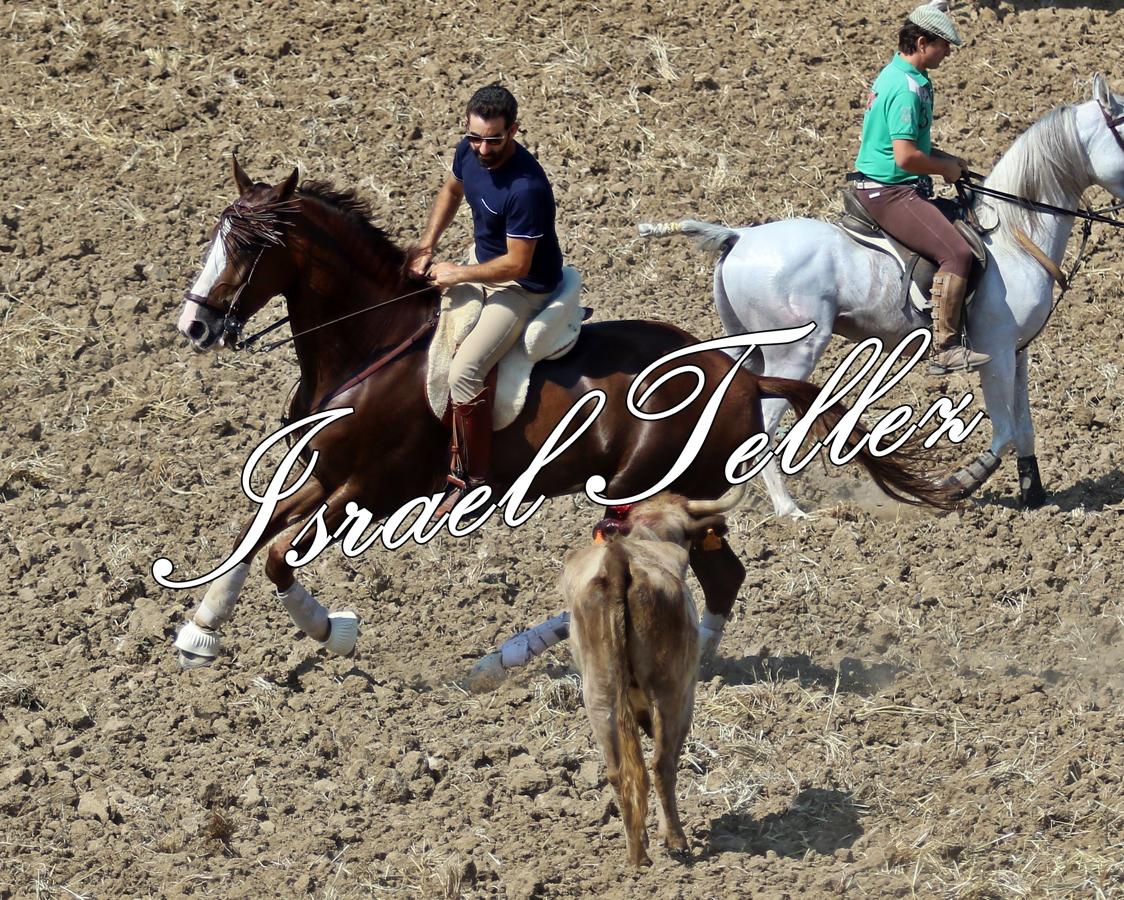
top-left (562, 485), bottom-right (743, 867)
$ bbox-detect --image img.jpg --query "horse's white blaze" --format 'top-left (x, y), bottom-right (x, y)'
top-left (175, 298), bottom-right (201, 335)
top-left (176, 221), bottom-right (232, 339)
top-left (190, 220), bottom-right (231, 298)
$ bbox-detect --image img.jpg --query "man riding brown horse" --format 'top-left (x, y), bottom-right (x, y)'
top-left (168, 160), bottom-right (956, 668)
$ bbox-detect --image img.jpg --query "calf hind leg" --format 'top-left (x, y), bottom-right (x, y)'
top-left (581, 671), bottom-right (652, 867)
top-left (650, 692), bottom-right (693, 857)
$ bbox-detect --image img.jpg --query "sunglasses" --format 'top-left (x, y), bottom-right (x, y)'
top-left (464, 131), bottom-right (509, 146)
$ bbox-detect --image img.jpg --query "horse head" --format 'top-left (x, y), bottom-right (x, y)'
top-left (1085, 73), bottom-right (1124, 199)
top-left (176, 157), bottom-right (300, 351)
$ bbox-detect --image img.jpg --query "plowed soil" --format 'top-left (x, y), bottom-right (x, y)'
top-left (2, 1), bottom-right (1123, 897)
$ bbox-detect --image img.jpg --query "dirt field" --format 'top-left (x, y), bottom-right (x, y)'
top-left (2, 0), bottom-right (1123, 896)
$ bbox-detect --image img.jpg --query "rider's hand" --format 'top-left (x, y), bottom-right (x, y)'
top-left (406, 245), bottom-right (433, 278)
top-left (428, 261), bottom-right (462, 289)
top-left (940, 158), bottom-right (965, 184)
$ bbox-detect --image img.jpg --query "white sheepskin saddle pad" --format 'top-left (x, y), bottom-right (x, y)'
top-left (426, 266), bottom-right (584, 430)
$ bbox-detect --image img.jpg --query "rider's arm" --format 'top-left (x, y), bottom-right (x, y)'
top-left (411, 175), bottom-right (465, 274)
top-left (893, 139), bottom-right (963, 183)
top-left (430, 236), bottom-right (537, 288)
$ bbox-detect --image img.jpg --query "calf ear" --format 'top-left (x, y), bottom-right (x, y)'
top-left (232, 154), bottom-right (253, 195)
top-left (687, 514), bottom-right (728, 544)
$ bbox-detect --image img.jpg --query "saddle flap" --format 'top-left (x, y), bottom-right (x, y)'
top-left (427, 266), bottom-right (586, 431)
top-left (841, 188), bottom-right (882, 235)
top-left (954, 219), bottom-right (988, 266)
top-left (524, 266), bottom-right (584, 359)
top-left (836, 188), bottom-right (987, 314)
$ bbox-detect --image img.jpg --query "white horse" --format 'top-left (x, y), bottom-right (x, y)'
top-left (640, 74), bottom-right (1124, 517)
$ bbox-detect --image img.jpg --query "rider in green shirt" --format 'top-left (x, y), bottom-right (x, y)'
top-left (852, 0), bottom-right (989, 374)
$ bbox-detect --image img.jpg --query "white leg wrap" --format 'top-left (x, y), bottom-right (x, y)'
top-left (500, 611), bottom-right (571, 668)
top-left (173, 620), bottom-right (222, 664)
top-left (698, 611), bottom-right (727, 660)
top-left (321, 611), bottom-right (359, 657)
top-left (195, 562), bottom-right (251, 629)
top-left (277, 581), bottom-right (329, 641)
top-left (277, 582), bottom-right (359, 656)
top-left (464, 611), bottom-right (571, 694)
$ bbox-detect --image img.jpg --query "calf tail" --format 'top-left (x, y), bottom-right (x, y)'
top-left (757, 375), bottom-right (960, 510)
top-left (601, 544), bottom-right (650, 860)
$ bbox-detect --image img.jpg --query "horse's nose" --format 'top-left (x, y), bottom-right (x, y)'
top-left (184, 320), bottom-right (208, 343)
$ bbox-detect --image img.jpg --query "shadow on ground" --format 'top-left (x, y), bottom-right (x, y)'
top-left (715, 653), bottom-right (905, 695)
top-left (706, 788), bottom-right (865, 858)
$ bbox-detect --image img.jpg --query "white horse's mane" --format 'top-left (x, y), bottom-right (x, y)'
top-left (983, 104), bottom-right (1089, 241)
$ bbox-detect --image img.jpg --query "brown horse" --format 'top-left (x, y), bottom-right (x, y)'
top-left (166, 159), bottom-right (953, 668)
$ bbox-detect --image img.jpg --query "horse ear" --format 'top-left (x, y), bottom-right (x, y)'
top-left (1093, 74), bottom-right (1121, 110)
top-left (232, 154), bottom-right (253, 195)
top-left (274, 167), bottom-right (299, 202)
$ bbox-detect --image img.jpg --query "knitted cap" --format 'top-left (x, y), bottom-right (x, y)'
top-left (908, 0), bottom-right (962, 46)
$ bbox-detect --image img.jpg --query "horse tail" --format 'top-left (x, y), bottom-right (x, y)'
top-left (637, 219), bottom-right (744, 255)
top-left (756, 375), bottom-right (960, 510)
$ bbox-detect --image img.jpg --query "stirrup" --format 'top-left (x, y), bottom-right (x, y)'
top-left (928, 344), bottom-right (990, 375)
top-left (435, 474), bottom-right (485, 518)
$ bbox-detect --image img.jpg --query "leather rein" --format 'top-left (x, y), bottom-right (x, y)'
top-left (954, 103), bottom-right (1124, 350)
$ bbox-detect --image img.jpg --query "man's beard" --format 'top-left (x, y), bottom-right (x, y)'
top-left (472, 147), bottom-right (504, 169)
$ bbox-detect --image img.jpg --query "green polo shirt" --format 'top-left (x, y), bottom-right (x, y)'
top-left (854, 54), bottom-right (934, 184)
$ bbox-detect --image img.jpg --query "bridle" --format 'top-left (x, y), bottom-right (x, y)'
top-left (1103, 101), bottom-right (1124, 154)
top-left (181, 196), bottom-right (289, 347)
top-left (182, 244), bottom-right (266, 347)
top-left (182, 199), bottom-right (439, 354)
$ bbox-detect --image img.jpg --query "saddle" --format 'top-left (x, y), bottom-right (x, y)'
top-left (835, 187), bottom-right (988, 313)
top-left (426, 266), bottom-right (588, 431)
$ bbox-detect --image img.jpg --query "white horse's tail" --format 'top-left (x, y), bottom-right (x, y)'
top-left (637, 219), bottom-right (742, 254)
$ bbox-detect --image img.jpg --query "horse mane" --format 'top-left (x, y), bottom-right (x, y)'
top-left (982, 104), bottom-right (1089, 240)
top-left (296, 180), bottom-right (412, 277)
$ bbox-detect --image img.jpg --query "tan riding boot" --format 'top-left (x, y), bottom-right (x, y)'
top-left (929, 271), bottom-right (990, 374)
top-left (435, 388), bottom-right (494, 517)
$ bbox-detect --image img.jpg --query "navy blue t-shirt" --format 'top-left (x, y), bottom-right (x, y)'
top-left (452, 138), bottom-right (563, 293)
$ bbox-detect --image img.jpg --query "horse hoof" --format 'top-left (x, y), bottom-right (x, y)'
top-left (177, 649), bottom-right (217, 670)
top-left (937, 476), bottom-right (974, 501)
top-left (321, 611), bottom-right (359, 656)
top-left (1020, 489), bottom-right (1047, 510)
top-left (464, 651), bottom-right (509, 694)
top-left (173, 621), bottom-right (221, 668)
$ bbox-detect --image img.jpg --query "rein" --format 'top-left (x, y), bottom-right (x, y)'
top-left (312, 308), bottom-right (439, 413)
top-left (961, 172), bottom-right (1124, 229)
top-left (234, 284), bottom-right (437, 352)
top-left (957, 171), bottom-right (1124, 352)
